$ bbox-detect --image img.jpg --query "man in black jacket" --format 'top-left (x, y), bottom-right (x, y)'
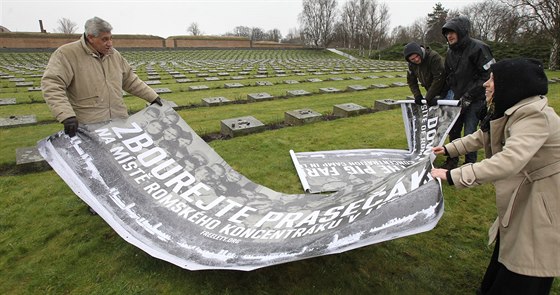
top-left (440, 16), bottom-right (495, 169)
top-left (404, 42), bottom-right (449, 107)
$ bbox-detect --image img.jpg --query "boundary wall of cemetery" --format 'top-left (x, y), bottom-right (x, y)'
top-left (0, 32), bottom-right (304, 49)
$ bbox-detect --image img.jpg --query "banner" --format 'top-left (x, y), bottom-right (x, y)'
top-left (291, 100), bottom-right (460, 193)
top-left (38, 100), bottom-right (458, 271)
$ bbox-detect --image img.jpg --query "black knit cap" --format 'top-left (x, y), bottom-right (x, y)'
top-left (491, 58), bottom-right (548, 117)
top-left (403, 42), bottom-right (423, 62)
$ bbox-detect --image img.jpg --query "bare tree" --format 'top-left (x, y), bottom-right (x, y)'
top-left (56, 18), bottom-right (77, 34)
top-left (187, 22), bottom-right (202, 36)
top-left (504, 0), bottom-right (560, 69)
top-left (461, 1), bottom-right (521, 42)
top-left (283, 28), bottom-right (304, 44)
top-left (251, 27), bottom-right (266, 41)
top-left (365, 1), bottom-right (390, 56)
top-left (266, 29), bottom-right (282, 42)
top-left (230, 26), bottom-right (252, 38)
top-left (340, 0), bottom-right (360, 49)
top-left (299, 0), bottom-right (338, 47)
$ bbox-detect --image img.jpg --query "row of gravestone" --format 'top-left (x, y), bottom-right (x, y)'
top-left (11, 98), bottom-right (403, 172)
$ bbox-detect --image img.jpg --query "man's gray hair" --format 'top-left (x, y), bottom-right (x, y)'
top-left (84, 17), bottom-right (113, 37)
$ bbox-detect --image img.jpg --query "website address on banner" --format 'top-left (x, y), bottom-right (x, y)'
top-left (200, 230), bottom-right (241, 244)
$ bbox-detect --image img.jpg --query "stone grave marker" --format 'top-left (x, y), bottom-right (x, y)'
top-left (0, 114), bottom-right (37, 127)
top-left (333, 103), bottom-right (367, 117)
top-left (202, 96), bottom-right (232, 106)
top-left (220, 116), bottom-right (265, 137)
top-left (286, 90), bottom-right (312, 97)
top-left (231, 76), bottom-right (244, 80)
top-left (224, 83), bottom-right (244, 88)
top-left (255, 81), bottom-right (273, 86)
top-left (307, 78), bottom-right (322, 83)
top-left (374, 99), bottom-right (400, 111)
top-left (189, 85), bottom-right (210, 91)
top-left (247, 92), bottom-right (274, 101)
top-left (285, 108), bottom-right (322, 126)
top-left (390, 82), bottom-right (407, 87)
top-left (349, 76), bottom-right (364, 80)
top-left (176, 78), bottom-right (194, 83)
top-left (346, 85), bottom-right (368, 91)
top-left (284, 80), bottom-right (299, 84)
top-left (9, 78), bottom-right (25, 82)
top-left (153, 88), bottom-right (172, 94)
top-left (28, 87), bottom-right (42, 92)
top-left (145, 80), bottom-right (161, 85)
top-left (0, 98), bottom-right (17, 105)
top-left (370, 84), bottom-right (389, 89)
top-left (319, 87), bottom-right (341, 93)
top-left (16, 147), bottom-right (50, 171)
top-left (329, 77), bottom-right (344, 81)
top-left (16, 81), bottom-right (34, 87)
top-left (197, 73), bottom-right (209, 77)
top-left (205, 77), bottom-right (220, 81)
top-left (147, 75), bottom-right (161, 80)
top-left (254, 75), bottom-right (267, 78)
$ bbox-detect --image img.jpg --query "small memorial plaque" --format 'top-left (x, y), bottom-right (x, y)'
top-left (189, 85), bottom-right (210, 91)
top-left (247, 92), bottom-right (274, 101)
top-left (202, 96), bottom-right (232, 106)
top-left (346, 85), bottom-right (368, 91)
top-left (333, 103), bottom-right (367, 117)
top-left (285, 108), bottom-right (322, 126)
top-left (0, 114), bottom-right (37, 127)
top-left (220, 116), bottom-right (265, 137)
top-left (374, 99), bottom-right (400, 111)
top-left (286, 90), bottom-right (312, 97)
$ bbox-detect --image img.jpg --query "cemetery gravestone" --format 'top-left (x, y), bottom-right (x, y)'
top-left (285, 109), bottom-right (322, 126)
top-left (333, 103), bottom-right (367, 117)
top-left (286, 90), bottom-right (312, 97)
top-left (220, 116), bottom-right (265, 137)
top-left (374, 99), bottom-right (400, 111)
top-left (247, 92), bottom-right (274, 102)
top-left (202, 96), bottom-right (232, 107)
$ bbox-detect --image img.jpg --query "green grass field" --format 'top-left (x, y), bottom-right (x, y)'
top-left (1, 49), bottom-right (559, 294)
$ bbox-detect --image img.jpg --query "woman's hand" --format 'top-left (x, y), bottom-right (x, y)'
top-left (431, 168), bottom-right (448, 181)
top-left (432, 146), bottom-right (446, 155)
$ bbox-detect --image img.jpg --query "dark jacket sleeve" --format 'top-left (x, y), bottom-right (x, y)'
top-left (464, 42), bottom-right (494, 100)
top-left (406, 64), bottom-right (422, 98)
top-left (424, 53), bottom-right (446, 101)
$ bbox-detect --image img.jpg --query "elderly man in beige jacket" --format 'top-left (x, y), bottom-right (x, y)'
top-left (42, 16), bottom-right (162, 137)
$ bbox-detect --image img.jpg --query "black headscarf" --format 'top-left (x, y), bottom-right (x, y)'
top-left (480, 58), bottom-right (548, 131)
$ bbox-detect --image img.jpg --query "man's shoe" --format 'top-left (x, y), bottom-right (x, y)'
top-left (439, 157), bottom-right (459, 170)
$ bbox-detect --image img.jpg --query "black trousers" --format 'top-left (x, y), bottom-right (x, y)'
top-left (478, 237), bottom-right (554, 295)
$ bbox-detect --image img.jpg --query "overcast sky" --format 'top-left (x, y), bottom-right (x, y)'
top-left (1, 0), bottom-right (481, 38)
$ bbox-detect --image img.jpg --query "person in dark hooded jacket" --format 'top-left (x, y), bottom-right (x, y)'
top-left (439, 16), bottom-right (495, 169)
top-left (403, 42), bottom-right (449, 106)
top-left (431, 58), bottom-right (560, 295)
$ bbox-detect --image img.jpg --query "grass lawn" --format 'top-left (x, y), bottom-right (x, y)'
top-left (1, 49), bottom-right (559, 294)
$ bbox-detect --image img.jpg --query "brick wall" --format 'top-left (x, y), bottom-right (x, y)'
top-left (0, 32), bottom-right (303, 49)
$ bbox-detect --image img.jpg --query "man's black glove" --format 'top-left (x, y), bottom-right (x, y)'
top-left (426, 98), bottom-right (438, 107)
top-left (151, 97), bottom-right (163, 106)
top-left (62, 116), bottom-right (78, 137)
top-left (414, 95), bottom-right (424, 106)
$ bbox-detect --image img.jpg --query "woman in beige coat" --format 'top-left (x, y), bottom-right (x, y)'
top-left (431, 58), bottom-right (560, 295)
